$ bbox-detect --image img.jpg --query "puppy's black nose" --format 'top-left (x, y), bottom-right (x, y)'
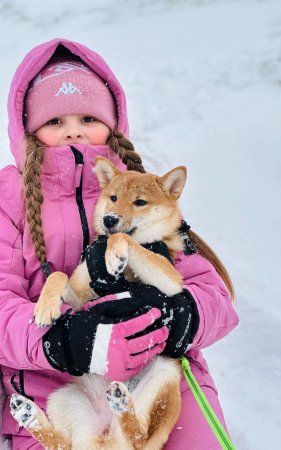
top-left (103, 215), bottom-right (119, 229)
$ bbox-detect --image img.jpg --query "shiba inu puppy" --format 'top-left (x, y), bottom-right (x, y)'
top-left (11, 157), bottom-right (187, 450)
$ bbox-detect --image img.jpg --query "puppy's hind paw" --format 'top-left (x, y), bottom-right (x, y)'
top-left (10, 394), bottom-right (37, 429)
top-left (106, 382), bottom-right (130, 416)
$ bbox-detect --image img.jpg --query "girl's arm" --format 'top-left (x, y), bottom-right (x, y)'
top-left (0, 201), bottom-right (53, 371)
top-left (175, 251), bottom-right (239, 350)
top-left (0, 192), bottom-right (168, 379)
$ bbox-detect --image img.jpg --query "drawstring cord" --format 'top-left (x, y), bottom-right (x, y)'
top-left (10, 371), bottom-right (34, 402)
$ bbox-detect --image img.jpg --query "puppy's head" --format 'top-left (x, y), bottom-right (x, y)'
top-left (93, 157), bottom-right (187, 244)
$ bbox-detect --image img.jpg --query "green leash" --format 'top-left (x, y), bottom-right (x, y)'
top-left (180, 357), bottom-right (236, 450)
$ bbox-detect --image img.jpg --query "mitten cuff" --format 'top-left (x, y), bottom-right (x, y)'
top-left (162, 289), bottom-right (199, 358)
top-left (42, 309), bottom-right (84, 376)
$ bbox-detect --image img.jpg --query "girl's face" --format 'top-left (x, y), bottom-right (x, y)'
top-left (35, 114), bottom-right (111, 147)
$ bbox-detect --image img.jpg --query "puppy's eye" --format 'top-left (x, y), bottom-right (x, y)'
top-left (110, 195), bottom-right (117, 202)
top-left (133, 199), bottom-right (147, 206)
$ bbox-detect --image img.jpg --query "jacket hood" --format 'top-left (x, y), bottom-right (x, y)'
top-left (8, 38), bottom-right (129, 172)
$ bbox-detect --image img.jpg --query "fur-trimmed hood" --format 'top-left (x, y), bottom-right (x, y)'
top-left (8, 38), bottom-right (129, 172)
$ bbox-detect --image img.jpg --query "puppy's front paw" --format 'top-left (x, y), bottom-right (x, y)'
top-left (34, 272), bottom-right (68, 327)
top-left (105, 251), bottom-right (128, 277)
top-left (106, 382), bottom-right (130, 415)
top-left (105, 235), bottom-right (129, 277)
top-left (34, 295), bottom-right (62, 327)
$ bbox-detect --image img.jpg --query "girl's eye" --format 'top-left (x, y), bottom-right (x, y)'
top-left (110, 195), bottom-right (117, 202)
top-left (83, 116), bottom-right (96, 123)
top-left (133, 199), bottom-right (147, 206)
top-left (46, 118), bottom-right (60, 126)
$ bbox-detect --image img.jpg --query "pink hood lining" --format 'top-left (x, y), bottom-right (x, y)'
top-left (8, 38), bottom-right (129, 173)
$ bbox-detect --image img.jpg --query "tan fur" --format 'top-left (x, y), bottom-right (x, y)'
top-left (30, 422), bottom-right (71, 450)
top-left (34, 272), bottom-right (68, 327)
top-left (29, 157), bottom-right (187, 449)
top-left (92, 159), bottom-right (186, 249)
top-left (116, 377), bottom-right (181, 450)
top-left (145, 382), bottom-right (181, 450)
top-left (68, 260), bottom-right (97, 305)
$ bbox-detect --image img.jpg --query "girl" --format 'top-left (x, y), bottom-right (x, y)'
top-left (0, 38), bottom-right (239, 450)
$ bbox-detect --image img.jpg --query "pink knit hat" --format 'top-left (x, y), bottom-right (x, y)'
top-left (24, 58), bottom-right (117, 132)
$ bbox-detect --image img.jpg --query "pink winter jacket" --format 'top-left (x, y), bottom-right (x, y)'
top-left (0, 38), bottom-right (239, 439)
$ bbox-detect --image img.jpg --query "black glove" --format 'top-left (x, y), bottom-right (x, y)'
top-left (42, 282), bottom-right (199, 377)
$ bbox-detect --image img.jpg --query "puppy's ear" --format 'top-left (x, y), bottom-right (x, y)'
top-left (93, 157), bottom-right (121, 188)
top-left (159, 166), bottom-right (187, 199)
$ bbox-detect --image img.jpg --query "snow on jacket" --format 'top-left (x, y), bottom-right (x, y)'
top-left (0, 38), bottom-right (239, 439)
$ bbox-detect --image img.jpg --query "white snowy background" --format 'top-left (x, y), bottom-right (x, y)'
top-left (0, 0), bottom-right (280, 448)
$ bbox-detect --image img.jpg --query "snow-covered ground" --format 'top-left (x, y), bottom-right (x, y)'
top-left (0, 0), bottom-right (280, 448)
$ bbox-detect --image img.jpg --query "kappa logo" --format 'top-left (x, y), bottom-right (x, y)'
top-left (55, 82), bottom-right (82, 96)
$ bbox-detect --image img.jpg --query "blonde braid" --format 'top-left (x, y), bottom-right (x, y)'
top-left (23, 134), bottom-right (47, 266)
top-left (188, 229), bottom-right (235, 301)
top-left (107, 129), bottom-right (145, 173)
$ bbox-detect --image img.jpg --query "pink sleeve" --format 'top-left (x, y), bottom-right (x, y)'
top-left (175, 251), bottom-right (239, 350)
top-left (0, 204), bottom-right (55, 371)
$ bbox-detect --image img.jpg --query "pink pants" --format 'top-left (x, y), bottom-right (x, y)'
top-left (164, 385), bottom-right (229, 449)
top-left (12, 386), bottom-right (228, 450)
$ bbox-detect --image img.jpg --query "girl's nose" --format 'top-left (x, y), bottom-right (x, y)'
top-left (66, 133), bottom-right (81, 140)
top-left (65, 124), bottom-right (84, 140)
top-left (66, 131), bottom-right (83, 140)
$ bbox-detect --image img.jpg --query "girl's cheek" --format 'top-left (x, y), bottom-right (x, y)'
top-left (35, 128), bottom-right (60, 146)
top-left (89, 125), bottom-right (110, 145)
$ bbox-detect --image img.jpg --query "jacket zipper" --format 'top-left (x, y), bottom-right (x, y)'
top-left (70, 146), bottom-right (90, 251)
